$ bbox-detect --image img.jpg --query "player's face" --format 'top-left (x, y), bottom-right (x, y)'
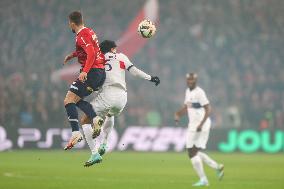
top-left (68, 20), bottom-right (76, 33)
top-left (111, 48), bottom-right (117, 53)
top-left (187, 77), bottom-right (196, 89)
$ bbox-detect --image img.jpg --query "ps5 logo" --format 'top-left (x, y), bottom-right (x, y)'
top-left (0, 126), bottom-right (13, 151)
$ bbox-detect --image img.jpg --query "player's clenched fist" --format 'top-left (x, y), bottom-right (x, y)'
top-left (63, 53), bottom-right (75, 65)
top-left (150, 76), bottom-right (160, 86)
top-left (78, 72), bottom-right (88, 82)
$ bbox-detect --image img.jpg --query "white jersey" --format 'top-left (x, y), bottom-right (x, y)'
top-left (92, 52), bottom-right (151, 117)
top-left (184, 86), bottom-right (211, 131)
top-left (103, 52), bottom-right (134, 91)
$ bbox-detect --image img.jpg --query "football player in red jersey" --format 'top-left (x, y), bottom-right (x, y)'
top-left (63, 11), bottom-right (105, 150)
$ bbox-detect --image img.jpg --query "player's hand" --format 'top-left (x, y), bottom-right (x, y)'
top-left (150, 76), bottom-right (160, 86)
top-left (78, 72), bottom-right (88, 82)
top-left (63, 54), bottom-right (71, 65)
top-left (196, 124), bottom-right (203, 132)
top-left (63, 54), bottom-right (72, 65)
top-left (174, 113), bottom-right (180, 125)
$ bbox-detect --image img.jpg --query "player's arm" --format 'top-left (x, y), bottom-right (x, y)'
top-left (196, 104), bottom-right (211, 132)
top-left (81, 45), bottom-right (96, 73)
top-left (63, 51), bottom-right (77, 65)
top-left (174, 105), bottom-right (187, 125)
top-left (128, 66), bottom-right (160, 86)
top-left (78, 35), bottom-right (96, 81)
top-left (122, 54), bottom-right (160, 86)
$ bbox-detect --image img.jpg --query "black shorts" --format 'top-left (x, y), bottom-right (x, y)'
top-left (69, 68), bottom-right (106, 98)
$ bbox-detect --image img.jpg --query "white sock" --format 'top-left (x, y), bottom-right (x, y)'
top-left (191, 155), bottom-right (208, 182)
top-left (72, 131), bottom-right (81, 137)
top-left (198, 152), bottom-right (219, 169)
top-left (102, 116), bottom-right (114, 144)
top-left (82, 124), bottom-right (97, 154)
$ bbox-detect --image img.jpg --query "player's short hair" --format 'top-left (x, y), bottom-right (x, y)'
top-left (186, 73), bottom-right (198, 79)
top-left (100, 40), bottom-right (117, 54)
top-left (69, 11), bottom-right (83, 26)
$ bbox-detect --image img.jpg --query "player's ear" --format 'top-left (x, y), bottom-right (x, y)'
top-left (111, 48), bottom-right (116, 53)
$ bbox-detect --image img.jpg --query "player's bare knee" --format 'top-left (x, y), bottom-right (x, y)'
top-left (81, 115), bottom-right (91, 125)
top-left (64, 97), bottom-right (71, 106)
top-left (188, 148), bottom-right (198, 158)
top-left (64, 91), bottom-right (81, 105)
top-left (81, 116), bottom-right (86, 125)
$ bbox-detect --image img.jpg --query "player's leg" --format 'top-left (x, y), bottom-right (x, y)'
top-left (81, 93), bottom-right (109, 167)
top-left (98, 115), bottom-right (114, 156)
top-left (63, 90), bottom-right (83, 150)
top-left (81, 114), bottom-right (102, 167)
top-left (198, 151), bottom-right (218, 169)
top-left (188, 147), bottom-right (209, 186)
top-left (187, 131), bottom-right (209, 186)
top-left (76, 99), bottom-right (96, 123)
top-left (198, 151), bottom-right (224, 180)
top-left (197, 131), bottom-right (224, 180)
top-left (82, 68), bottom-right (106, 138)
top-left (81, 115), bottom-right (97, 154)
top-left (98, 89), bottom-right (127, 155)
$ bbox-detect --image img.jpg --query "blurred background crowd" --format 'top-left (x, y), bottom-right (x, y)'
top-left (0, 0), bottom-right (283, 131)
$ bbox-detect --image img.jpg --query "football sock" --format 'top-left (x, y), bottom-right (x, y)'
top-left (198, 152), bottom-right (219, 169)
top-left (82, 124), bottom-right (97, 154)
top-left (71, 131), bottom-right (81, 137)
top-left (76, 100), bottom-right (96, 120)
top-left (102, 116), bottom-right (114, 144)
top-left (65, 103), bottom-right (79, 131)
top-left (191, 155), bottom-right (208, 182)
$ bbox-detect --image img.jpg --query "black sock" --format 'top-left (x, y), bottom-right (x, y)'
top-left (76, 100), bottom-right (96, 120)
top-left (65, 103), bottom-right (79, 131)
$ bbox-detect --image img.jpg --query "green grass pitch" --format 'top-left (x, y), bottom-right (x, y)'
top-left (0, 151), bottom-right (283, 189)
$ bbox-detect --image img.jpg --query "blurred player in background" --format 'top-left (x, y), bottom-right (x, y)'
top-left (175, 73), bottom-right (224, 186)
top-left (80, 40), bottom-right (160, 167)
top-left (63, 11), bottom-right (106, 150)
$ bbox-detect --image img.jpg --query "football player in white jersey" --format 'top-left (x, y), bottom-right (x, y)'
top-left (80, 40), bottom-right (160, 167)
top-left (175, 73), bottom-right (224, 186)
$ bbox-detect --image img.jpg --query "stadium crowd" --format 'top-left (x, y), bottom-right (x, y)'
top-left (0, 0), bottom-right (283, 130)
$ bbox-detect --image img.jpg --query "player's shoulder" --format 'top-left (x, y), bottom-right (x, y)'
top-left (116, 53), bottom-right (128, 59)
top-left (78, 27), bottom-right (94, 37)
top-left (185, 88), bottom-right (190, 95)
top-left (196, 86), bottom-right (206, 94)
top-left (116, 53), bottom-right (130, 62)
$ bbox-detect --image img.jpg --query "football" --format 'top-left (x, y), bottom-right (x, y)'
top-left (137, 19), bottom-right (156, 38)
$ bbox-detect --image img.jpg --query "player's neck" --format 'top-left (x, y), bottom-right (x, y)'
top-left (75, 25), bottom-right (85, 34)
top-left (189, 86), bottom-right (197, 91)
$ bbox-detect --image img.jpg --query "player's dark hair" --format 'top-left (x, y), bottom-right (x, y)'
top-left (100, 40), bottom-right (117, 54)
top-left (69, 11), bottom-right (83, 26)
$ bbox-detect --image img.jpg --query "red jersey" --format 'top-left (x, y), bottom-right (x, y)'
top-left (72, 27), bottom-right (105, 73)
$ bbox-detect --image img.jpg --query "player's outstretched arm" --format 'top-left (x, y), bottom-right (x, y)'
top-left (128, 66), bottom-right (160, 86)
top-left (63, 51), bottom-right (77, 65)
top-left (174, 105), bottom-right (187, 125)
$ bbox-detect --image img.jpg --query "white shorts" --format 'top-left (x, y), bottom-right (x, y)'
top-left (186, 131), bottom-right (210, 149)
top-left (91, 86), bottom-right (127, 118)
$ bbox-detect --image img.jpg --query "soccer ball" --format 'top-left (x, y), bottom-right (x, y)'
top-left (137, 19), bottom-right (156, 38)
